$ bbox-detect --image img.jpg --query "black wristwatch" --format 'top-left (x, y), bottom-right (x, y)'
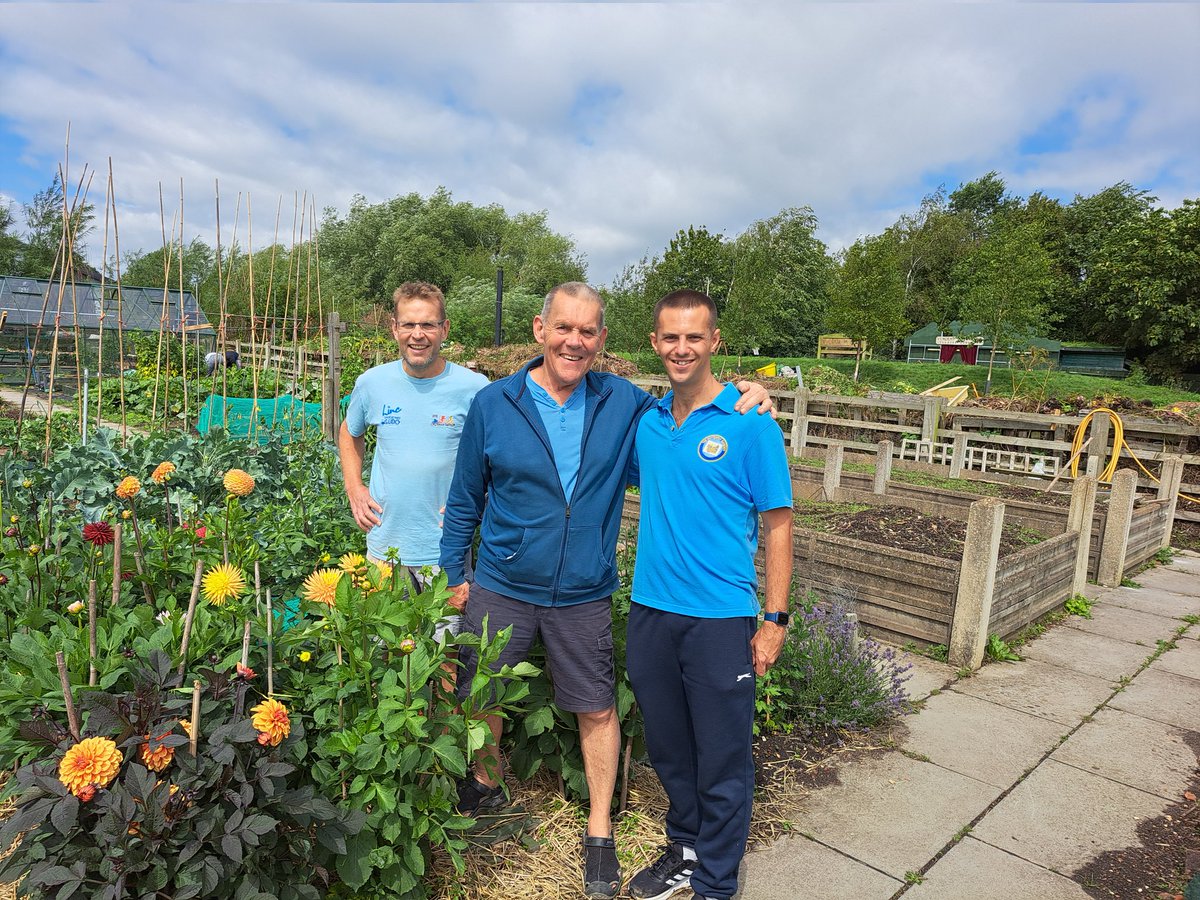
top-left (763, 611), bottom-right (790, 628)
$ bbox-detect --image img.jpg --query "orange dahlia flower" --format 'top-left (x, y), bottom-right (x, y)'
top-left (151, 461), bottom-right (177, 484)
top-left (59, 737), bottom-right (122, 797)
top-left (223, 469), bottom-right (255, 497)
top-left (115, 476), bottom-right (141, 500)
top-left (250, 698), bottom-right (291, 747)
top-left (140, 734), bottom-right (174, 773)
top-left (302, 568), bottom-right (342, 606)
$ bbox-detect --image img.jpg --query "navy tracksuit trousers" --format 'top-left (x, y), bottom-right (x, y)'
top-left (626, 602), bottom-right (757, 900)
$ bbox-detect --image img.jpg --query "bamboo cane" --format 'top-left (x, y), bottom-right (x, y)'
top-left (110, 521), bottom-right (122, 606)
top-left (55, 651), bottom-right (81, 741)
top-left (177, 559), bottom-right (204, 676)
top-left (149, 186), bottom-right (173, 430)
top-left (87, 579), bottom-right (98, 687)
top-left (188, 680), bottom-right (201, 756)
top-left (108, 160), bottom-right (129, 446)
top-left (95, 172), bottom-right (112, 433)
top-left (178, 179), bottom-right (189, 426)
top-left (265, 587), bottom-right (274, 696)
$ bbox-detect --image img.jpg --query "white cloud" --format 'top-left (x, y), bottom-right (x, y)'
top-left (0, 2), bottom-right (1196, 285)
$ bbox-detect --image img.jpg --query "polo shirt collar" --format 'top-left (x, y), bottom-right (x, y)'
top-left (657, 382), bottom-right (738, 416)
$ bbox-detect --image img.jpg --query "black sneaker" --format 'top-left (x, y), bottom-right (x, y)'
top-left (582, 831), bottom-right (621, 898)
top-left (455, 777), bottom-right (505, 816)
top-left (629, 842), bottom-right (695, 900)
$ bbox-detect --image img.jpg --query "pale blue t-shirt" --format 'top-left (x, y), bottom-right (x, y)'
top-left (525, 372), bottom-right (586, 501)
top-left (345, 360), bottom-right (489, 565)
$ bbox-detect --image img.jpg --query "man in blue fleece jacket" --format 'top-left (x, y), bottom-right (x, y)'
top-left (439, 282), bottom-right (770, 899)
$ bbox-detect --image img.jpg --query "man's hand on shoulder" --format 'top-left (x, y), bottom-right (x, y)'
top-left (732, 380), bottom-right (776, 417)
top-left (750, 620), bottom-right (786, 676)
top-left (447, 582), bottom-right (470, 612)
top-left (346, 482), bottom-right (383, 532)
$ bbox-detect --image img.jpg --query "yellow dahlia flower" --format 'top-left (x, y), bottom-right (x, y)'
top-left (250, 698), bottom-right (291, 747)
top-left (223, 469), bottom-right (255, 497)
top-left (302, 568), bottom-right (342, 606)
top-left (59, 737), bottom-right (122, 797)
top-left (202, 563), bottom-right (247, 606)
top-left (150, 461), bottom-right (176, 484)
top-left (115, 476), bottom-right (141, 500)
top-left (372, 559), bottom-right (393, 580)
top-left (140, 735), bottom-right (174, 773)
top-left (338, 552), bottom-right (365, 573)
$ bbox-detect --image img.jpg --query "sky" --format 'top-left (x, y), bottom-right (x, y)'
top-left (0, 2), bottom-right (1197, 288)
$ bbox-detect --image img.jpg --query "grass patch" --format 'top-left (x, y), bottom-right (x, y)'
top-left (793, 499), bottom-right (873, 532)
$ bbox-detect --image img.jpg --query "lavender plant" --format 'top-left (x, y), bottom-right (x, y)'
top-left (756, 596), bottom-right (911, 734)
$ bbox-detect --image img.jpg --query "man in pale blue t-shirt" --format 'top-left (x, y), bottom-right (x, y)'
top-left (339, 281), bottom-right (489, 635)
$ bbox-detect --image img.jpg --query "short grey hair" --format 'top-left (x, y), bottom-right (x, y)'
top-left (542, 282), bottom-right (605, 330)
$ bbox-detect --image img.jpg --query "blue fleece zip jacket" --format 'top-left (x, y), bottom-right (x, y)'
top-left (439, 357), bottom-right (656, 606)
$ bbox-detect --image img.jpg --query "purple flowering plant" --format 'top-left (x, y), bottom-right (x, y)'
top-left (756, 594), bottom-right (911, 735)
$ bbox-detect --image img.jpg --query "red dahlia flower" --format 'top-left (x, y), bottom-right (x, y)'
top-left (83, 522), bottom-right (116, 547)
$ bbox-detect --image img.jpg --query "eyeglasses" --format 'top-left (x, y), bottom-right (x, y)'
top-left (394, 320), bottom-right (446, 334)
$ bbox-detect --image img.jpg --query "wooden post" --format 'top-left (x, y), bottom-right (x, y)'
top-left (949, 432), bottom-right (969, 479)
top-left (1097, 469), bottom-right (1138, 587)
top-left (1067, 475), bottom-right (1098, 597)
top-left (873, 440), bottom-right (892, 495)
top-left (790, 388), bottom-right (809, 455)
top-left (920, 396), bottom-right (943, 443)
top-left (1087, 414), bottom-right (1111, 479)
top-left (823, 442), bottom-right (844, 502)
top-left (948, 498), bottom-right (1006, 671)
top-left (1157, 457), bottom-right (1185, 550)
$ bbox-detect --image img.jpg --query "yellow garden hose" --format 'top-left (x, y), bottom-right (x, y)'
top-left (1069, 407), bottom-right (1200, 504)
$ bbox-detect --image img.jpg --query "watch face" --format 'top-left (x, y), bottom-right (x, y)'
top-left (767, 612), bottom-right (790, 626)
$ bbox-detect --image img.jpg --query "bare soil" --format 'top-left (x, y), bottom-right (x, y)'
top-left (798, 503), bottom-right (1043, 559)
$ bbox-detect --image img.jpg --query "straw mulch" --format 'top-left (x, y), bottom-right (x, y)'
top-left (471, 345), bottom-right (640, 381)
top-left (427, 728), bottom-right (890, 900)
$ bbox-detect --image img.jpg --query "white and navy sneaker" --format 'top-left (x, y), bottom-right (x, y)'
top-left (628, 842), bottom-right (695, 900)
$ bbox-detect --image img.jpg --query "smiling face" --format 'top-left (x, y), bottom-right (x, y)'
top-left (650, 303), bottom-right (721, 393)
top-left (532, 290), bottom-right (607, 397)
top-left (391, 297), bottom-right (449, 377)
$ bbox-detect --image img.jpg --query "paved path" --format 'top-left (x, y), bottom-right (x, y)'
top-left (741, 551), bottom-right (1200, 899)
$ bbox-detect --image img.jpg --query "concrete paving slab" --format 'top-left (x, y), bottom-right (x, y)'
top-left (1099, 585), bottom-right (1200, 619)
top-left (950, 658), bottom-right (1113, 725)
top-left (972, 759), bottom-right (1168, 872)
top-left (1151, 636), bottom-right (1200, 681)
top-left (740, 834), bottom-right (902, 900)
top-left (898, 653), bottom-right (956, 701)
top-left (1062, 602), bottom-right (1181, 648)
top-left (791, 752), bottom-right (996, 880)
top-left (1108, 667), bottom-right (1200, 731)
top-left (907, 836), bottom-right (1091, 900)
top-left (1138, 567), bottom-right (1200, 597)
top-left (1166, 555), bottom-right (1200, 576)
top-left (1050, 706), bottom-right (1200, 800)
top-left (1019, 625), bottom-right (1150, 682)
top-left (901, 690), bottom-right (1064, 788)
top-left (1080, 582), bottom-right (1107, 602)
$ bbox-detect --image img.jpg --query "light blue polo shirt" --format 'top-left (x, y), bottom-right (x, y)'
top-left (345, 360), bottom-right (489, 564)
top-left (631, 382), bottom-right (793, 618)
top-left (526, 372), bottom-right (586, 501)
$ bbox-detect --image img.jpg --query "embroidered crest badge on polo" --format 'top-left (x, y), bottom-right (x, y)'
top-left (698, 435), bottom-right (728, 461)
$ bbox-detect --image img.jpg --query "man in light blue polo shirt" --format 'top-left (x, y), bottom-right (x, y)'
top-left (626, 289), bottom-right (793, 900)
top-left (339, 281), bottom-right (488, 635)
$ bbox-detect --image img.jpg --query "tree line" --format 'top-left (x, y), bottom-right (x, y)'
top-left (1, 173), bottom-right (1196, 379)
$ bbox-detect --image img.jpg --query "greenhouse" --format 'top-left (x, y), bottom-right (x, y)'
top-left (0, 275), bottom-right (215, 388)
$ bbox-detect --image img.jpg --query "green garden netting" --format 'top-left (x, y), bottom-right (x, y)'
top-left (196, 394), bottom-right (323, 444)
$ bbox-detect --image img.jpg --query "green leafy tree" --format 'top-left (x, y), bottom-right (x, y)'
top-left (444, 276), bottom-right (544, 350)
top-left (600, 259), bottom-right (655, 353)
top-left (19, 175), bottom-right (95, 278)
top-left (642, 226), bottom-right (734, 307)
top-left (0, 200), bottom-right (24, 275)
top-left (954, 219), bottom-right (1057, 390)
top-left (887, 190), bottom-right (974, 330)
top-left (318, 189), bottom-right (584, 310)
top-left (724, 207), bottom-right (833, 356)
top-left (1086, 199), bottom-right (1200, 378)
top-left (825, 235), bottom-right (909, 381)
top-left (121, 237), bottom-right (217, 298)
